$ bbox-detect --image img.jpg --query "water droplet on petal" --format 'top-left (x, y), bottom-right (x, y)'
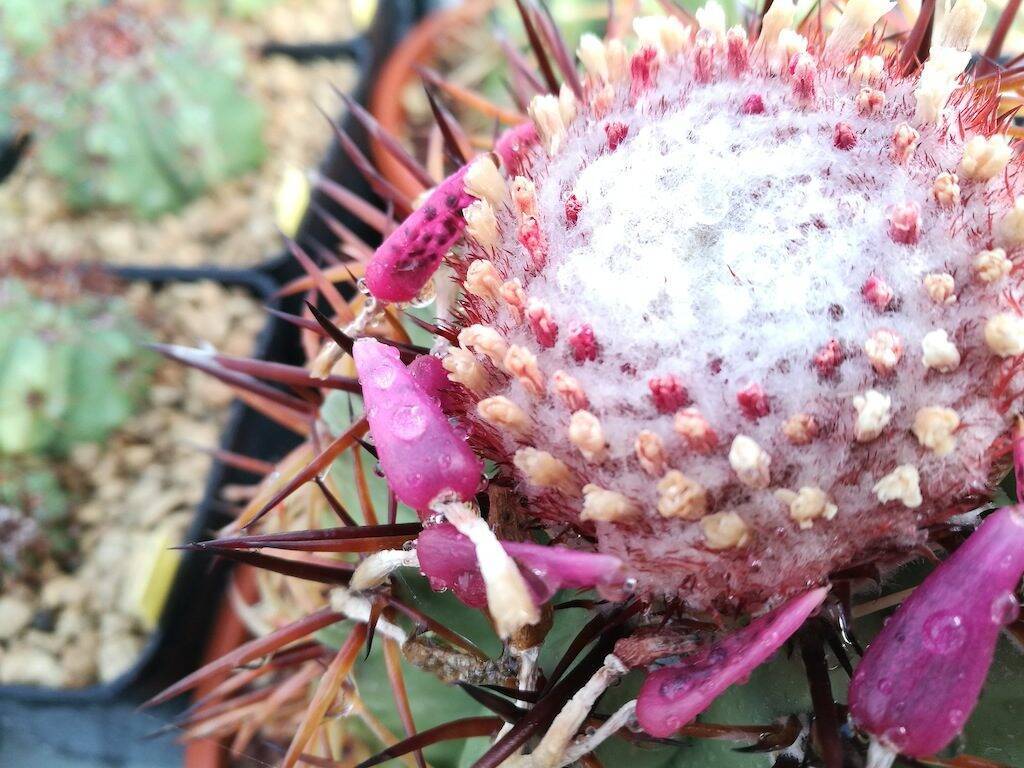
top-left (991, 592), bottom-right (1020, 625)
top-left (370, 364), bottom-right (397, 389)
top-left (922, 611), bottom-right (966, 655)
top-left (877, 677), bottom-right (893, 695)
top-left (410, 278), bottom-right (437, 308)
top-left (391, 404), bottom-right (427, 440)
top-left (948, 708), bottom-right (966, 728)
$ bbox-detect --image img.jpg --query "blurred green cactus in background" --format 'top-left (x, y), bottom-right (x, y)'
top-left (12, 1), bottom-right (265, 217)
top-left (0, 460), bottom-right (70, 576)
top-left (0, 276), bottom-right (156, 457)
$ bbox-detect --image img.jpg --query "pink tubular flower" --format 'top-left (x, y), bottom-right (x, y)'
top-left (849, 506), bottom-right (1024, 759)
top-left (416, 523), bottom-right (624, 607)
top-left (353, 338), bottom-right (482, 513)
top-left (364, 166), bottom-right (475, 303)
top-left (636, 588), bottom-right (829, 737)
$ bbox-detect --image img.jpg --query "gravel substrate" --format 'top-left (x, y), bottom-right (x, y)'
top-left (0, 280), bottom-right (263, 688)
top-left (0, 0), bottom-right (359, 268)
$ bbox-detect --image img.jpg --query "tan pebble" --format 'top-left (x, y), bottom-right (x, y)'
top-left (0, 596), bottom-right (33, 641)
top-left (41, 576), bottom-right (88, 610)
top-left (0, 646), bottom-right (65, 687)
top-left (98, 633), bottom-right (143, 683)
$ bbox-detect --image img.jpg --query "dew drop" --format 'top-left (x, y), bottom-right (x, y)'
top-left (922, 611), bottom-right (966, 655)
top-left (370, 364), bottom-right (397, 389)
top-left (391, 404), bottom-right (427, 440)
top-left (373, 463), bottom-right (385, 477)
top-left (410, 279), bottom-right (437, 308)
top-left (990, 592), bottom-right (1020, 625)
top-left (877, 678), bottom-right (894, 695)
top-left (948, 708), bottom-right (966, 728)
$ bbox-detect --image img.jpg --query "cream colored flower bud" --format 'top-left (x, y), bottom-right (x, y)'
top-left (504, 345), bottom-right (545, 397)
top-left (853, 390), bottom-right (892, 442)
top-left (696, 0), bottom-right (727, 39)
top-left (873, 465), bottom-right (922, 508)
top-left (985, 313), bottom-right (1024, 357)
top-left (974, 248), bottom-right (1012, 283)
top-left (551, 370), bottom-right (588, 411)
top-left (463, 200), bottom-right (498, 247)
top-left (634, 430), bottom-right (667, 476)
top-left (921, 329), bottom-right (961, 372)
top-left (464, 155), bottom-right (505, 207)
top-left (776, 487), bottom-right (837, 529)
top-left (656, 470), bottom-right (708, 520)
top-left (783, 413), bottom-right (818, 445)
top-left (577, 33), bottom-right (609, 81)
top-left (912, 406), bottom-right (960, 456)
top-left (458, 324), bottom-right (507, 366)
top-left (581, 484), bottom-right (637, 522)
top-left (477, 396), bottom-right (528, 435)
top-left (511, 176), bottom-right (537, 217)
top-left (1000, 197), bottom-right (1024, 245)
top-left (959, 135), bottom-right (1012, 181)
top-left (939, 0), bottom-right (986, 50)
top-left (864, 329), bottom-right (902, 374)
top-left (569, 410), bottom-right (606, 462)
top-left (514, 448), bottom-right (575, 492)
top-left (854, 54), bottom-right (884, 83)
top-left (932, 172), bottom-right (960, 207)
top-left (923, 273), bottom-right (956, 305)
top-left (728, 435), bottom-right (770, 488)
top-left (758, 0), bottom-right (795, 49)
top-left (825, 0), bottom-right (894, 57)
top-left (701, 512), bottom-right (750, 549)
top-left (442, 347), bottom-right (486, 393)
top-left (465, 259), bottom-right (502, 300)
top-left (529, 94), bottom-right (567, 155)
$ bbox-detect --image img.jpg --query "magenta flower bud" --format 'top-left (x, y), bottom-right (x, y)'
top-left (416, 523), bottom-right (624, 607)
top-left (354, 338), bottom-right (482, 513)
top-left (849, 506), bottom-right (1024, 758)
top-left (493, 122), bottom-right (538, 175)
top-left (636, 587), bottom-right (828, 738)
top-left (407, 354), bottom-right (450, 402)
top-left (364, 166), bottom-right (475, 303)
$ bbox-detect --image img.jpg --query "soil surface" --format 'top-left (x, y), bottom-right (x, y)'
top-left (0, 279), bottom-right (264, 688)
top-left (0, 0), bottom-right (359, 268)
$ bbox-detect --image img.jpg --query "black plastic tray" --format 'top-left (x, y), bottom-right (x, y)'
top-left (0, 266), bottom-right (303, 703)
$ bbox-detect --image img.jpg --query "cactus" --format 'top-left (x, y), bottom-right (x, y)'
top-left (0, 275), bottom-right (155, 456)
top-left (16, 1), bottom-right (264, 217)
top-left (156, 1), bottom-right (1024, 766)
top-left (0, 460), bottom-right (70, 577)
top-left (0, 0), bottom-right (98, 54)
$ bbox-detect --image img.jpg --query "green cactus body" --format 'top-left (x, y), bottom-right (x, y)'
top-left (0, 278), bottom-right (155, 456)
top-left (0, 460), bottom-right (69, 575)
top-left (21, 3), bottom-right (265, 217)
